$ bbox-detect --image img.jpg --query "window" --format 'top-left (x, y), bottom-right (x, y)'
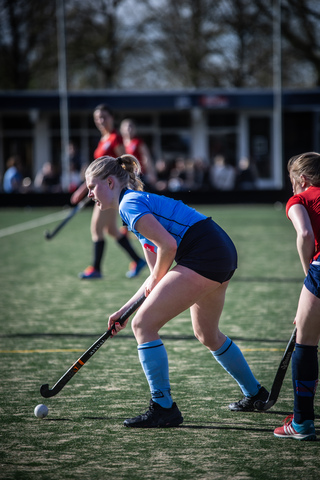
top-left (207, 113), bottom-right (237, 128)
top-left (159, 112), bottom-right (191, 128)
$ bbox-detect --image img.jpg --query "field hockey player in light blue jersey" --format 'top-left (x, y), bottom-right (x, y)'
top-left (85, 154), bottom-right (268, 428)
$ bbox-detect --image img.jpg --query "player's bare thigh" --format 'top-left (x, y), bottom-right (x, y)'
top-left (132, 265), bottom-right (224, 344)
top-left (91, 205), bottom-right (120, 240)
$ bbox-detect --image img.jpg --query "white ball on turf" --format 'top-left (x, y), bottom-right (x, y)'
top-left (34, 404), bottom-right (49, 418)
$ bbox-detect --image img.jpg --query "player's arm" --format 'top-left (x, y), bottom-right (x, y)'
top-left (70, 181), bottom-right (88, 204)
top-left (139, 143), bottom-right (157, 184)
top-left (71, 144), bottom-right (125, 205)
top-left (114, 143), bottom-right (126, 156)
top-left (108, 250), bottom-right (155, 334)
top-left (135, 214), bottom-right (177, 293)
top-left (288, 203), bottom-right (315, 275)
top-left (143, 247), bottom-right (157, 272)
top-left (108, 217), bottom-right (175, 334)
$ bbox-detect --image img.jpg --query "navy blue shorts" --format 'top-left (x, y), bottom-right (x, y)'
top-left (175, 217), bottom-right (237, 283)
top-left (304, 261), bottom-right (320, 299)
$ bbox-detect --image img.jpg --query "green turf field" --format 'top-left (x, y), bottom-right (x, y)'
top-left (0, 203), bottom-right (319, 480)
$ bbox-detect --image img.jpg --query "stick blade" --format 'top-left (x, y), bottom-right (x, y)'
top-left (254, 399), bottom-right (275, 411)
top-left (40, 383), bottom-right (54, 398)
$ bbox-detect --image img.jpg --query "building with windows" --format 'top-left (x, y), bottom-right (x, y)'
top-left (1, 88), bottom-right (320, 203)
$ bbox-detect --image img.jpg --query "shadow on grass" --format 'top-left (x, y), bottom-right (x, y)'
top-left (44, 417), bottom-right (271, 433)
top-left (43, 412), bottom-right (320, 440)
top-left (0, 332), bottom-right (296, 344)
top-left (47, 415), bottom-right (270, 433)
top-left (50, 415), bottom-right (319, 440)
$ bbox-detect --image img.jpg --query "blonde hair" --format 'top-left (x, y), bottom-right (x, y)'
top-left (85, 155), bottom-right (144, 191)
top-left (288, 152), bottom-right (320, 187)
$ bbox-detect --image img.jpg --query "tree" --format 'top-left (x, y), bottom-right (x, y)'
top-left (129, 0), bottom-right (274, 88)
top-left (66, 0), bottom-right (149, 89)
top-left (0, 0), bottom-right (57, 89)
top-left (135, 0), bottom-right (225, 88)
top-left (257, 0), bottom-right (320, 87)
top-left (282, 0), bottom-right (320, 86)
top-left (1, 0), bottom-right (320, 90)
top-left (216, 0), bottom-right (273, 87)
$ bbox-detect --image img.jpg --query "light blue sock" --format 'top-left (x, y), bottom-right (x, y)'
top-left (292, 418), bottom-right (315, 433)
top-left (211, 337), bottom-right (260, 397)
top-left (138, 339), bottom-right (173, 408)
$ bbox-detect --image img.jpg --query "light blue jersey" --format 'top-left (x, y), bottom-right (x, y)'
top-left (119, 189), bottom-right (206, 253)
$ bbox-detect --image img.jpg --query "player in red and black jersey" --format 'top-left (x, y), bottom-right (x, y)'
top-left (274, 152), bottom-right (320, 441)
top-left (71, 105), bottom-right (146, 279)
top-left (120, 118), bottom-right (156, 190)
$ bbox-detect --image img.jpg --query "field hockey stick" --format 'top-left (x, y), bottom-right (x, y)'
top-left (44, 197), bottom-right (91, 240)
top-left (255, 327), bottom-right (297, 411)
top-left (40, 294), bottom-right (146, 398)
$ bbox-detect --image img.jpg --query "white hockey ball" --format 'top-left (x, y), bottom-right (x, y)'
top-left (34, 404), bottom-right (49, 418)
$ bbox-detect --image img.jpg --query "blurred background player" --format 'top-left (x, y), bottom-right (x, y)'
top-left (274, 152), bottom-right (320, 441)
top-left (71, 104), bottom-right (146, 279)
top-left (120, 118), bottom-right (157, 191)
top-left (120, 118), bottom-right (157, 274)
top-left (3, 155), bottom-right (23, 193)
top-left (209, 154), bottom-right (236, 191)
top-left (34, 162), bottom-right (61, 193)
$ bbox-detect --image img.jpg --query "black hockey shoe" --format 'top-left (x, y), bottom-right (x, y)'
top-left (124, 399), bottom-right (183, 428)
top-left (228, 386), bottom-right (269, 412)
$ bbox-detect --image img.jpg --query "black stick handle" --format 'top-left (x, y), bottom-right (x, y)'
top-left (40, 294), bottom-right (146, 398)
top-left (267, 327), bottom-right (296, 400)
top-left (255, 327), bottom-right (296, 411)
top-left (44, 197), bottom-right (90, 240)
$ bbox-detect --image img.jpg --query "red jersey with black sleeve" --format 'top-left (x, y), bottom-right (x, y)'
top-left (94, 130), bottom-right (123, 159)
top-left (124, 138), bottom-right (147, 174)
top-left (71, 130), bottom-right (123, 204)
top-left (286, 186), bottom-right (320, 261)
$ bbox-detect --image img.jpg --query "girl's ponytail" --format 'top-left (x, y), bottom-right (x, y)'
top-left (85, 154), bottom-right (144, 191)
top-left (117, 154), bottom-right (144, 191)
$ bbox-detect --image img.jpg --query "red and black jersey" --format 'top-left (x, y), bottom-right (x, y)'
top-left (124, 138), bottom-right (147, 175)
top-left (286, 186), bottom-right (320, 261)
top-left (94, 131), bottom-right (123, 160)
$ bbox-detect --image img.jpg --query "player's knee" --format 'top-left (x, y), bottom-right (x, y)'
top-left (104, 226), bottom-right (119, 238)
top-left (131, 314), bottom-right (159, 340)
top-left (131, 315), bottom-right (142, 336)
top-left (91, 232), bottom-right (103, 242)
top-left (193, 329), bottom-right (209, 347)
top-left (193, 328), bottom-right (223, 350)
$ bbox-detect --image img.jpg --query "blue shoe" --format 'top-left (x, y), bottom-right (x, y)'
top-left (126, 259), bottom-right (147, 278)
top-left (79, 266), bottom-right (102, 279)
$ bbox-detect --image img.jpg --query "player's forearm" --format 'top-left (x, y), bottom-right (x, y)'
top-left (151, 245), bottom-right (176, 283)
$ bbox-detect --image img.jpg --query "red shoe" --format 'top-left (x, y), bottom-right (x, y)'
top-left (126, 259), bottom-right (147, 278)
top-left (78, 266), bottom-right (102, 279)
top-left (274, 414), bottom-right (316, 441)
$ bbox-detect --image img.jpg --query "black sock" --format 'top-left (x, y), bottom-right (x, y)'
top-left (117, 234), bottom-right (141, 263)
top-left (292, 343), bottom-right (318, 423)
top-left (93, 240), bottom-right (105, 271)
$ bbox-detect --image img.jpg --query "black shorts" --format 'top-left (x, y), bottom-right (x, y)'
top-left (175, 217), bottom-right (237, 283)
top-left (304, 261), bottom-right (320, 299)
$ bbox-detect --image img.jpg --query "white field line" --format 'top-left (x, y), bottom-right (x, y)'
top-left (0, 210), bottom-right (69, 238)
